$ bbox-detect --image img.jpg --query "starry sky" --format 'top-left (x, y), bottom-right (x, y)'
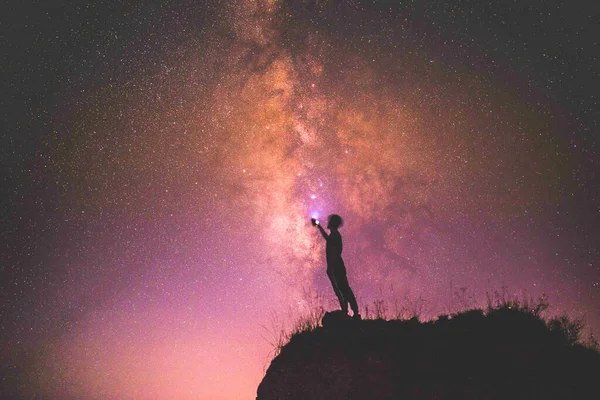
top-left (2, 1), bottom-right (599, 399)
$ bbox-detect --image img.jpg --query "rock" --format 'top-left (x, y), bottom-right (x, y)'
top-left (257, 308), bottom-right (600, 400)
top-left (321, 310), bottom-right (351, 328)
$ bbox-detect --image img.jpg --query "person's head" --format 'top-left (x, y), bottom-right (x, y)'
top-left (327, 214), bottom-right (343, 230)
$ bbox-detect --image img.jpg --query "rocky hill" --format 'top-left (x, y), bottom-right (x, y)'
top-left (257, 308), bottom-right (600, 399)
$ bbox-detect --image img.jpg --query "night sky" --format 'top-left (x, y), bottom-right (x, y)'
top-left (2, 1), bottom-right (599, 399)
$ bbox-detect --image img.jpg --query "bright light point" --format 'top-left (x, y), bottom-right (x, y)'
top-left (242, 169), bottom-right (246, 173)
top-left (310, 194), bottom-right (317, 200)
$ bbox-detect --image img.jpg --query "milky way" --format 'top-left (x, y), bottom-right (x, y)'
top-left (2, 1), bottom-right (599, 399)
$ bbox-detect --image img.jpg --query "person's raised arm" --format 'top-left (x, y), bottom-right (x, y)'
top-left (311, 218), bottom-right (329, 240)
top-left (317, 224), bottom-right (329, 240)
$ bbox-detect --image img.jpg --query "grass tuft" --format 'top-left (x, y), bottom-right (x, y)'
top-left (263, 286), bottom-right (596, 359)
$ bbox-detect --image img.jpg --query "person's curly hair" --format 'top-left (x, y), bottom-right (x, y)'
top-left (327, 214), bottom-right (344, 228)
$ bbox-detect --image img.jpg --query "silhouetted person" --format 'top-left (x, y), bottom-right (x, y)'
top-left (312, 214), bottom-right (360, 319)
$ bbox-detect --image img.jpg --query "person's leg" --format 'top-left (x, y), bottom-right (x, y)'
top-left (327, 269), bottom-right (347, 312)
top-left (335, 270), bottom-right (359, 317)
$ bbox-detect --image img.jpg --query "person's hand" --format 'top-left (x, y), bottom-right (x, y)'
top-left (311, 218), bottom-right (319, 227)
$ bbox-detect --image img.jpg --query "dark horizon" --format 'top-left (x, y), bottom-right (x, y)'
top-left (258, 304), bottom-right (600, 399)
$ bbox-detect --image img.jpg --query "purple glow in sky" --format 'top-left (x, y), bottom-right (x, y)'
top-left (2, 1), bottom-right (599, 399)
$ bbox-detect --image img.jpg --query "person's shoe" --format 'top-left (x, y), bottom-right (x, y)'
top-left (353, 313), bottom-right (362, 321)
